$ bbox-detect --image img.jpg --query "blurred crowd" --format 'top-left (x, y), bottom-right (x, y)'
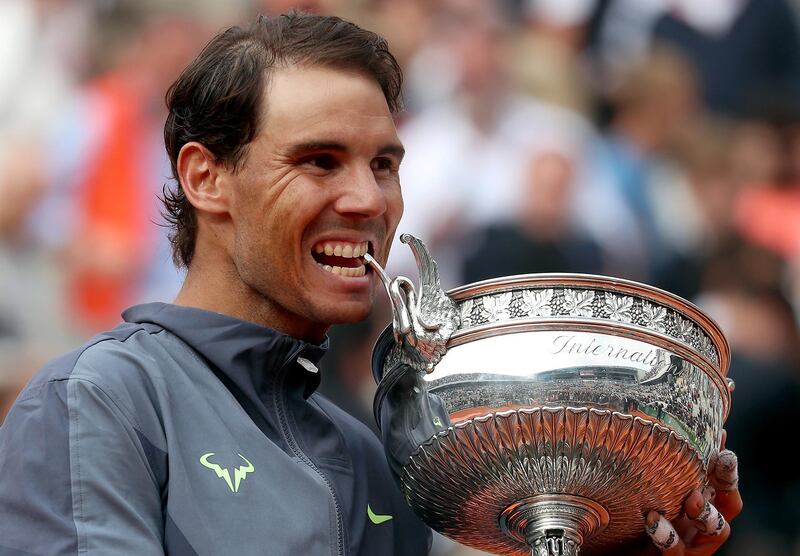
top-left (2, 0), bottom-right (800, 554)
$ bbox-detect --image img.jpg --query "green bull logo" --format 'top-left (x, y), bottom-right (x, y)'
top-left (200, 452), bottom-right (254, 493)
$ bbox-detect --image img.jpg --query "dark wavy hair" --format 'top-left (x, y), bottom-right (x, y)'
top-left (162, 12), bottom-right (403, 268)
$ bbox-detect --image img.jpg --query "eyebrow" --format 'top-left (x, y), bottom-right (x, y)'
top-left (284, 141), bottom-right (405, 160)
top-left (378, 143), bottom-right (406, 161)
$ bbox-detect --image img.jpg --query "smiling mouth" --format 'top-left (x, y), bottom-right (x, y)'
top-left (311, 240), bottom-right (372, 277)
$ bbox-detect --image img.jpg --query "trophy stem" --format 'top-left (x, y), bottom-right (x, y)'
top-left (528, 531), bottom-right (579, 555)
top-left (499, 495), bottom-right (609, 556)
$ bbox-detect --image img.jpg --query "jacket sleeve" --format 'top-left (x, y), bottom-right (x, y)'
top-left (0, 377), bottom-right (165, 556)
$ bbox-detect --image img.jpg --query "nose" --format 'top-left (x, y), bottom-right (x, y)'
top-left (333, 164), bottom-right (388, 219)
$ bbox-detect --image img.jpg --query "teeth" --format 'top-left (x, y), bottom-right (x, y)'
top-left (316, 262), bottom-right (366, 277)
top-left (312, 240), bottom-right (371, 259)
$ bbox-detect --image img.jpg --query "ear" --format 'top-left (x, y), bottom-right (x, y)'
top-left (176, 142), bottom-right (230, 215)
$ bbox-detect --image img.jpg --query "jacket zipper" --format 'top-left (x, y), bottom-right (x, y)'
top-left (275, 348), bottom-right (346, 556)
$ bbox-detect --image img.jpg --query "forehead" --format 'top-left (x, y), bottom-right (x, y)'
top-left (260, 65), bottom-right (398, 146)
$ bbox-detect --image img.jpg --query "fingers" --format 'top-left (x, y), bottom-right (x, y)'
top-left (687, 523), bottom-right (731, 555)
top-left (684, 489), bottom-right (731, 555)
top-left (645, 511), bottom-right (685, 555)
top-left (644, 487), bottom-right (732, 556)
top-left (641, 442), bottom-right (741, 556)
top-left (709, 450), bottom-right (743, 521)
top-left (692, 499), bottom-right (727, 536)
top-left (711, 450), bottom-right (738, 491)
top-left (684, 519), bottom-right (731, 556)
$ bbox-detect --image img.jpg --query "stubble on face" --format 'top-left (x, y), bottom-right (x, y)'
top-left (221, 65), bottom-right (404, 340)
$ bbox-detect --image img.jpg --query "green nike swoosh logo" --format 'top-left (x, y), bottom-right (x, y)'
top-left (367, 504), bottom-right (393, 525)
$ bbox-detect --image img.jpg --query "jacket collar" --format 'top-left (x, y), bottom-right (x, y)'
top-left (122, 302), bottom-right (328, 399)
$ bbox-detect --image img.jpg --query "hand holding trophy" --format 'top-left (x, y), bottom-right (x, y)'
top-left (368, 235), bottom-right (740, 555)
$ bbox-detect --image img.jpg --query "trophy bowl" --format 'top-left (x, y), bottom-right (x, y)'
top-left (368, 235), bottom-right (731, 556)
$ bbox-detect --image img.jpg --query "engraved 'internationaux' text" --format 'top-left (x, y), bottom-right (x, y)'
top-left (551, 335), bottom-right (658, 366)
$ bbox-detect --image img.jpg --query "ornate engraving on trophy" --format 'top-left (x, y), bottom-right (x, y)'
top-left (457, 287), bottom-right (720, 367)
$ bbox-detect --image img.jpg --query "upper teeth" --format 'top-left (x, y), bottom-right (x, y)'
top-left (314, 241), bottom-right (369, 258)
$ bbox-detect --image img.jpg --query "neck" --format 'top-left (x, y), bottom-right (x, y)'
top-left (174, 253), bottom-right (328, 343)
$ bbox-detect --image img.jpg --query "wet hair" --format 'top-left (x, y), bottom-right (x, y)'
top-left (162, 12), bottom-right (403, 267)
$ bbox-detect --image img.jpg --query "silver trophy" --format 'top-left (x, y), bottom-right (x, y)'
top-left (367, 235), bottom-right (732, 556)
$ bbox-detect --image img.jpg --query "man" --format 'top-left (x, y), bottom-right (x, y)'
top-left (0, 13), bottom-right (739, 556)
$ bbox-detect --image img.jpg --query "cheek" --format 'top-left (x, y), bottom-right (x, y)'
top-left (386, 184), bottom-right (404, 231)
top-left (233, 225), bottom-right (291, 296)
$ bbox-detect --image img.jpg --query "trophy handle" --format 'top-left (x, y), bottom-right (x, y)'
top-left (364, 235), bottom-right (460, 373)
top-left (364, 254), bottom-right (415, 344)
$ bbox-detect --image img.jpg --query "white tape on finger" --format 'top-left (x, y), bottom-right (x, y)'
top-left (695, 500), bottom-right (726, 536)
top-left (713, 450), bottom-right (739, 491)
top-left (645, 515), bottom-right (680, 550)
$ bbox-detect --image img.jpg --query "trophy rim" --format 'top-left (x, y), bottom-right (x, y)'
top-left (373, 272), bottom-right (730, 371)
top-left (371, 271), bottom-right (733, 424)
top-left (447, 272), bottom-right (730, 377)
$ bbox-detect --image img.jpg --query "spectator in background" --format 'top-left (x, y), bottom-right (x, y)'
top-left (589, 0), bottom-right (800, 123)
top-left (0, 0), bottom-right (91, 407)
top-left (395, 0), bottom-right (591, 287)
top-left (653, 0), bottom-right (800, 121)
top-left (510, 0), bottom-right (595, 116)
top-left (26, 3), bottom-right (223, 333)
top-left (254, 0), bottom-right (342, 16)
top-left (654, 118), bottom-right (738, 300)
top-left (734, 126), bottom-right (800, 262)
top-left (697, 242), bottom-right (800, 555)
top-left (462, 148), bottom-right (603, 282)
top-left (362, 0), bottom-right (434, 106)
top-left (575, 48), bottom-right (700, 286)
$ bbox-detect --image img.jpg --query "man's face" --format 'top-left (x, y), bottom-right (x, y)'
top-left (224, 66), bottom-right (404, 338)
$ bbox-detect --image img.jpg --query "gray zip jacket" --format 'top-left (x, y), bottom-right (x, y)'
top-left (0, 302), bottom-right (431, 555)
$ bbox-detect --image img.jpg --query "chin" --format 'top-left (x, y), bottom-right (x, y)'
top-left (321, 301), bottom-right (374, 325)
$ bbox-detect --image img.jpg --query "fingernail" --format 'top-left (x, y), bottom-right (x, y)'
top-left (701, 485), bottom-right (716, 501)
top-left (685, 489), bottom-right (705, 519)
top-left (713, 450), bottom-right (739, 491)
top-left (645, 512), bottom-right (679, 549)
top-left (694, 500), bottom-right (726, 536)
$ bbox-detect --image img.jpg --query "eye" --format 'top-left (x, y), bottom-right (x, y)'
top-left (303, 154), bottom-right (338, 170)
top-left (371, 157), bottom-right (397, 173)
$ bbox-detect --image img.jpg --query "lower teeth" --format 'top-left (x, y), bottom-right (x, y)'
top-left (317, 263), bottom-right (365, 277)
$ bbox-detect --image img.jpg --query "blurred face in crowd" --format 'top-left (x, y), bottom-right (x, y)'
top-left (204, 66), bottom-right (404, 339)
top-left (438, 0), bottom-right (505, 95)
top-left (520, 151), bottom-right (574, 237)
